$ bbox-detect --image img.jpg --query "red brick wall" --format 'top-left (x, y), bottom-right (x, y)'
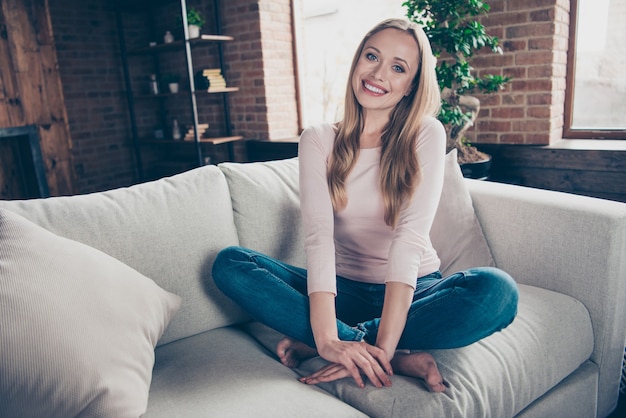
top-left (221, 0), bottom-right (269, 139)
top-left (48, 0), bottom-right (298, 193)
top-left (467, 0), bottom-right (571, 145)
top-left (257, 0), bottom-right (299, 139)
top-left (47, 0), bottom-right (573, 194)
top-left (222, 0), bottom-right (298, 140)
top-left (49, 0), bottom-right (137, 193)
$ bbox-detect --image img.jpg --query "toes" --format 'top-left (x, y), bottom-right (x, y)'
top-left (275, 338), bottom-right (317, 369)
top-left (430, 383), bottom-right (447, 393)
top-left (278, 347), bottom-right (297, 367)
top-left (282, 350), bottom-right (299, 368)
top-left (276, 338), bottom-right (294, 360)
top-left (421, 372), bottom-right (446, 393)
top-left (427, 377), bottom-right (448, 393)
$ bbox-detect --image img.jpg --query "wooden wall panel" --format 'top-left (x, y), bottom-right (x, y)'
top-left (479, 144), bottom-right (626, 203)
top-left (0, 0), bottom-right (75, 197)
top-left (0, 15), bottom-right (23, 127)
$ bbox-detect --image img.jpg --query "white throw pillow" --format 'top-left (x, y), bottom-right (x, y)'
top-left (431, 149), bottom-right (495, 276)
top-left (0, 209), bottom-right (182, 417)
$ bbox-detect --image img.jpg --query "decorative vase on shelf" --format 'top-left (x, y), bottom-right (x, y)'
top-left (149, 74), bottom-right (159, 95)
top-left (164, 31), bottom-right (174, 44)
top-left (172, 118), bottom-right (181, 141)
top-left (188, 24), bottom-right (200, 38)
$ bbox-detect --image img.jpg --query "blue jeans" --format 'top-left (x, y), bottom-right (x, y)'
top-left (212, 246), bottom-right (518, 350)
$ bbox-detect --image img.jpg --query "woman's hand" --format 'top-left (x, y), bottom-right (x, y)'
top-left (307, 292), bottom-right (392, 388)
top-left (300, 362), bottom-right (352, 385)
top-left (304, 339), bottom-right (393, 388)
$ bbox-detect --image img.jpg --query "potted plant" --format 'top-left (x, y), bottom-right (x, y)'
top-left (404, 0), bottom-right (510, 178)
top-left (186, 8), bottom-right (205, 38)
top-left (162, 73), bottom-right (181, 94)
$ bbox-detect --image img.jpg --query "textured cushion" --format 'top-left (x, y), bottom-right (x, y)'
top-left (291, 284), bottom-right (593, 417)
top-left (219, 158), bottom-right (306, 268)
top-left (0, 165), bottom-right (246, 344)
top-left (219, 151), bottom-right (494, 275)
top-left (430, 149), bottom-right (495, 275)
top-left (146, 327), bottom-right (367, 418)
top-left (0, 208), bottom-right (182, 417)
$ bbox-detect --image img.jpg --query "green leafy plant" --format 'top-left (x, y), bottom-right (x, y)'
top-left (404, 0), bottom-right (510, 163)
top-left (175, 8), bottom-right (205, 37)
top-left (186, 8), bottom-right (205, 28)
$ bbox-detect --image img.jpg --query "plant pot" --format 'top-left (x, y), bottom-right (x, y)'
top-left (188, 24), bottom-right (200, 38)
top-left (460, 156), bottom-right (492, 180)
top-left (168, 83), bottom-right (179, 94)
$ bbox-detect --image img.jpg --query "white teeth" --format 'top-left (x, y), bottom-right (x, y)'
top-left (364, 81), bottom-right (385, 94)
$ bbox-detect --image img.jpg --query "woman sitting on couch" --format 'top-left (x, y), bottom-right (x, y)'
top-left (213, 18), bottom-right (518, 393)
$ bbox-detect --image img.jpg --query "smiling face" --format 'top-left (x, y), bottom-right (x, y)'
top-left (351, 28), bottom-right (420, 119)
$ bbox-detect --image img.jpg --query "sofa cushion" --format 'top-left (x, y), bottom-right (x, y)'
top-left (0, 208), bottom-right (181, 417)
top-left (288, 284), bottom-right (594, 417)
top-left (219, 150), bottom-right (494, 276)
top-left (0, 165), bottom-right (246, 344)
top-left (219, 158), bottom-right (306, 268)
top-left (146, 326), bottom-right (367, 418)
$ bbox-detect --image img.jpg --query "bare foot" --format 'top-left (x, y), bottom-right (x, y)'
top-left (391, 351), bottom-right (447, 393)
top-left (276, 337), bottom-right (318, 368)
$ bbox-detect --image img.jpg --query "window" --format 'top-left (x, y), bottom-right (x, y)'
top-left (295, 0), bottom-right (405, 128)
top-left (564, 0), bottom-right (626, 139)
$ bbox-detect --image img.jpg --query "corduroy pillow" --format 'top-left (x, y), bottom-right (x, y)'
top-left (0, 209), bottom-right (181, 417)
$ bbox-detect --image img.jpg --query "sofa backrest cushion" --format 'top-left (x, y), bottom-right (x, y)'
top-left (219, 158), bottom-right (307, 268)
top-left (0, 165), bottom-right (248, 345)
top-left (219, 151), bottom-right (494, 278)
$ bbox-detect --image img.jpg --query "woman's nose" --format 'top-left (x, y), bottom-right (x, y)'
top-left (371, 65), bottom-right (384, 81)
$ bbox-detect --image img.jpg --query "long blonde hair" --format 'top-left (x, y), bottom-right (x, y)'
top-left (327, 18), bottom-right (441, 228)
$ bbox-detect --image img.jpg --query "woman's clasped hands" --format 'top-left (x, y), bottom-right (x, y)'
top-left (300, 339), bottom-right (393, 389)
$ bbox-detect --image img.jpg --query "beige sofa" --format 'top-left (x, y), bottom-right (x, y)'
top-left (0, 156), bottom-right (624, 417)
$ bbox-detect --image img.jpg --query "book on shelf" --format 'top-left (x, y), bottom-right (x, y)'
top-left (200, 68), bottom-right (229, 92)
top-left (184, 123), bottom-right (209, 141)
top-left (202, 68), bottom-right (222, 76)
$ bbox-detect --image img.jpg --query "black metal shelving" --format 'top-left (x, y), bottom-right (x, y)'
top-left (116, 0), bottom-right (241, 181)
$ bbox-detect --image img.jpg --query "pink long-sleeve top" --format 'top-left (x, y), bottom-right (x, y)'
top-left (299, 116), bottom-right (446, 295)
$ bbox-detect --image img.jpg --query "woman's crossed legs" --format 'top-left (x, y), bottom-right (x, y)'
top-left (212, 246), bottom-right (518, 391)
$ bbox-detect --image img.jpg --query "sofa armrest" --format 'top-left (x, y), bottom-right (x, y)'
top-left (466, 179), bottom-right (626, 417)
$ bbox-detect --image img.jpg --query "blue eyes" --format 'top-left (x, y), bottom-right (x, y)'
top-left (364, 52), bottom-right (405, 73)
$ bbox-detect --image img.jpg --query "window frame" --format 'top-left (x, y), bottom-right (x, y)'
top-left (564, 0), bottom-right (626, 140)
